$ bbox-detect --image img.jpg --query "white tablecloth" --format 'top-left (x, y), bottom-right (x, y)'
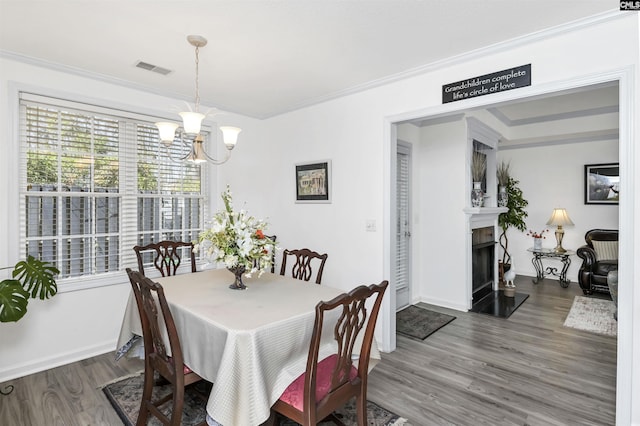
top-left (117, 269), bottom-right (380, 426)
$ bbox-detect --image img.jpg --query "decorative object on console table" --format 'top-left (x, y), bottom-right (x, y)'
top-left (194, 186), bottom-right (277, 290)
top-left (496, 161), bottom-right (510, 207)
top-left (526, 229), bottom-right (548, 251)
top-left (470, 151), bottom-right (486, 207)
top-left (546, 208), bottom-right (574, 253)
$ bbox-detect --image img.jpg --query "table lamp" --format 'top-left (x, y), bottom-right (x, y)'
top-left (546, 208), bottom-right (574, 253)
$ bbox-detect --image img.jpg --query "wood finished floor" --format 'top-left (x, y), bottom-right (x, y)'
top-left (0, 276), bottom-right (616, 426)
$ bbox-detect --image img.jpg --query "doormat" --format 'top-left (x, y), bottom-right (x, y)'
top-left (396, 305), bottom-right (456, 340)
top-left (564, 296), bottom-right (617, 337)
top-left (102, 373), bottom-right (408, 426)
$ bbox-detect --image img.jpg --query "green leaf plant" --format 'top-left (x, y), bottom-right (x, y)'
top-left (498, 177), bottom-right (529, 266)
top-left (0, 256), bottom-right (59, 322)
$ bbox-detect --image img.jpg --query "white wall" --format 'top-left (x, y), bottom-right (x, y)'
top-left (417, 119), bottom-right (468, 309)
top-left (499, 139), bottom-right (619, 283)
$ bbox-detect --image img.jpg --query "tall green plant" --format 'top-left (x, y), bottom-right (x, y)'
top-left (0, 256), bottom-right (59, 322)
top-left (498, 177), bottom-right (528, 264)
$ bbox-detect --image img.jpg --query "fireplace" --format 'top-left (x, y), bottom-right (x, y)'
top-left (471, 226), bottom-right (496, 306)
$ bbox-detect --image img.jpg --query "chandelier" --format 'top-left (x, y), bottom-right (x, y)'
top-left (155, 35), bottom-right (241, 165)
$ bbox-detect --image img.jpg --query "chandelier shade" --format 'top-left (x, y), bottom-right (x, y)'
top-left (156, 35), bottom-right (241, 165)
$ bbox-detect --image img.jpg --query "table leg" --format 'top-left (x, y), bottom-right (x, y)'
top-left (531, 254), bottom-right (544, 284)
top-left (559, 255), bottom-right (571, 288)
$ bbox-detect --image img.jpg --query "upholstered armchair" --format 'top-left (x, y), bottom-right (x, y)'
top-left (577, 229), bottom-right (618, 295)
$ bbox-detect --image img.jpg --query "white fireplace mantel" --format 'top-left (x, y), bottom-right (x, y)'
top-left (464, 207), bottom-right (508, 229)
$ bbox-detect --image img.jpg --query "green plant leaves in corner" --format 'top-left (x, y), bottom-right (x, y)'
top-left (12, 255), bottom-right (59, 300)
top-left (0, 280), bottom-right (30, 322)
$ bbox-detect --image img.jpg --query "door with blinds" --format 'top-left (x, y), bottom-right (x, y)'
top-left (396, 142), bottom-right (411, 310)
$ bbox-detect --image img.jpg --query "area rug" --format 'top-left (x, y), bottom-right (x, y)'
top-left (396, 305), bottom-right (456, 340)
top-left (102, 373), bottom-right (407, 426)
top-left (563, 296), bottom-right (617, 337)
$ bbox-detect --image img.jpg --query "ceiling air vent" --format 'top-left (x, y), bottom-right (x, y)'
top-left (135, 61), bottom-right (172, 76)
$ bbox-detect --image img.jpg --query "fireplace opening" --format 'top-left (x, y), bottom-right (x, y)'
top-left (472, 226), bottom-right (495, 306)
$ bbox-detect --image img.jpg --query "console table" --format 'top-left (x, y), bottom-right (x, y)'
top-left (527, 247), bottom-right (575, 288)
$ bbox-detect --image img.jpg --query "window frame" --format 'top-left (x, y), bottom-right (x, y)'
top-left (13, 89), bottom-right (214, 292)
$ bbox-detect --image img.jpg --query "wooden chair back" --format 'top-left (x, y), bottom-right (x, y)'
top-left (279, 248), bottom-right (328, 284)
top-left (270, 280), bottom-right (388, 425)
top-left (133, 240), bottom-right (196, 277)
top-left (125, 268), bottom-right (205, 426)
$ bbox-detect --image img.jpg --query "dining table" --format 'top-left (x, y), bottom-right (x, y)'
top-left (116, 268), bottom-right (380, 426)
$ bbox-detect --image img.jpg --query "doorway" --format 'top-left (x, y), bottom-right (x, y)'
top-left (395, 141), bottom-right (411, 311)
top-left (384, 71), bottom-right (632, 423)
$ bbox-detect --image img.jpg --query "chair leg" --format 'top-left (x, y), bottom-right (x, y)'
top-left (136, 368), bottom-right (155, 426)
top-left (170, 383), bottom-right (185, 426)
top-left (355, 394), bottom-right (367, 426)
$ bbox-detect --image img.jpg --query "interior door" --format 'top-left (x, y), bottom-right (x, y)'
top-left (396, 142), bottom-right (411, 310)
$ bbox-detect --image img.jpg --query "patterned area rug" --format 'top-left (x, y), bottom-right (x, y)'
top-left (563, 296), bottom-right (617, 337)
top-left (102, 373), bottom-right (407, 426)
top-left (396, 305), bottom-right (456, 340)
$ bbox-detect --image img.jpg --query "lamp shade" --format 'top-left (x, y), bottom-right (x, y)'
top-left (546, 208), bottom-right (574, 227)
top-left (155, 122), bottom-right (179, 146)
top-left (220, 126), bottom-right (242, 149)
top-left (179, 112), bottom-right (206, 135)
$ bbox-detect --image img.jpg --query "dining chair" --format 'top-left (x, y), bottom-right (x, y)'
top-left (279, 248), bottom-right (328, 284)
top-left (269, 280), bottom-right (388, 426)
top-left (133, 240), bottom-right (196, 277)
top-left (125, 268), bottom-right (207, 426)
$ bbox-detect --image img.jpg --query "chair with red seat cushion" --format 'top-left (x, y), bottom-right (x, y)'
top-left (270, 280), bottom-right (388, 425)
top-left (133, 240), bottom-right (197, 277)
top-left (126, 268), bottom-right (207, 426)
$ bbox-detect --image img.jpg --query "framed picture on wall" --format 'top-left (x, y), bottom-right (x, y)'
top-left (295, 160), bottom-right (331, 203)
top-left (584, 163), bottom-right (619, 205)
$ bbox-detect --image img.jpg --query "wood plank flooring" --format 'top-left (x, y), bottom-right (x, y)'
top-left (0, 276), bottom-right (616, 426)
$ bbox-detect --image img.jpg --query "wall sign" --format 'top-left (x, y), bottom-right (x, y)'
top-left (442, 64), bottom-right (531, 104)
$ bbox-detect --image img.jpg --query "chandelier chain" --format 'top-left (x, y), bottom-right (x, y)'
top-left (194, 45), bottom-right (200, 112)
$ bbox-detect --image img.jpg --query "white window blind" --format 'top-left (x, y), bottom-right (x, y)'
top-left (395, 146), bottom-right (411, 291)
top-left (18, 93), bottom-right (208, 283)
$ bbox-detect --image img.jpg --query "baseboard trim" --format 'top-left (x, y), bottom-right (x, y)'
top-left (0, 341), bottom-right (117, 383)
top-left (417, 296), bottom-right (468, 312)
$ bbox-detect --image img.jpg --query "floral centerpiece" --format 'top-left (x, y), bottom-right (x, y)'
top-left (194, 186), bottom-right (276, 289)
top-left (526, 229), bottom-right (548, 239)
top-left (526, 228), bottom-right (548, 250)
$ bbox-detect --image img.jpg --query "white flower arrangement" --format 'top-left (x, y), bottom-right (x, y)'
top-left (194, 186), bottom-right (276, 277)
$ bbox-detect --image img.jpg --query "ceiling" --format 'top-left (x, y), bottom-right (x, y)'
top-left (0, 1), bottom-right (618, 119)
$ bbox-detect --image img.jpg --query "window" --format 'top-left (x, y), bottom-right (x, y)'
top-left (19, 93), bottom-right (208, 285)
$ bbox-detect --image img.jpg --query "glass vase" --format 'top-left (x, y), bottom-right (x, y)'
top-left (471, 182), bottom-right (484, 207)
top-left (498, 185), bottom-right (508, 207)
top-left (533, 238), bottom-right (542, 251)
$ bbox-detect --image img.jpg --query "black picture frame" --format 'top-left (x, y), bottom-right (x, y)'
top-left (585, 163), bottom-right (619, 205)
top-left (295, 161), bottom-right (331, 203)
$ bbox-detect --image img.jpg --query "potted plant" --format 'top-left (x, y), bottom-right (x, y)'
top-left (498, 176), bottom-right (529, 283)
top-left (0, 256), bottom-right (59, 323)
top-left (471, 151), bottom-right (487, 207)
top-left (497, 161), bottom-right (510, 207)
